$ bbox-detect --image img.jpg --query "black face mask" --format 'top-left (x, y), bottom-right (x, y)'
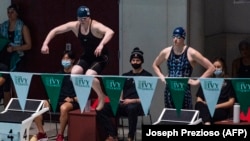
top-left (131, 64), bottom-right (142, 69)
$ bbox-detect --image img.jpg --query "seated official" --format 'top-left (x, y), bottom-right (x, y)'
top-left (97, 47), bottom-right (152, 141)
top-left (195, 57), bottom-right (236, 125)
top-left (32, 50), bottom-right (79, 141)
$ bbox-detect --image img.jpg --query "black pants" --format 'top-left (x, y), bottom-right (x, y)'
top-left (96, 102), bottom-right (144, 140)
top-left (195, 102), bottom-right (230, 124)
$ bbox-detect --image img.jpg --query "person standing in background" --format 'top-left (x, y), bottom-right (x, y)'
top-left (152, 27), bottom-right (215, 109)
top-left (232, 39), bottom-right (250, 78)
top-left (0, 3), bottom-right (32, 106)
top-left (41, 5), bottom-right (114, 111)
top-left (0, 4), bottom-right (32, 71)
top-left (231, 39), bottom-right (250, 122)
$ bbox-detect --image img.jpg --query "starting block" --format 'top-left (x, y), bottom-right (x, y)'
top-left (0, 98), bottom-right (49, 141)
top-left (153, 108), bottom-right (202, 125)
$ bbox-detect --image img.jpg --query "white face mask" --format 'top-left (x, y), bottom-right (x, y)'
top-left (61, 60), bottom-right (71, 68)
top-left (214, 68), bottom-right (222, 77)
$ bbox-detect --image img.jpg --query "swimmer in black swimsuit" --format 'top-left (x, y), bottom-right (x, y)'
top-left (41, 6), bottom-right (114, 111)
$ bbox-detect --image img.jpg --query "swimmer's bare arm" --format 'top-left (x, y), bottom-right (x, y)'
top-left (41, 21), bottom-right (79, 54)
top-left (188, 48), bottom-right (215, 85)
top-left (92, 20), bottom-right (114, 56)
top-left (152, 47), bottom-right (171, 83)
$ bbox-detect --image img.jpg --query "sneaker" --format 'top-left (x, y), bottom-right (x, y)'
top-left (56, 134), bottom-right (64, 141)
top-left (36, 132), bottom-right (48, 141)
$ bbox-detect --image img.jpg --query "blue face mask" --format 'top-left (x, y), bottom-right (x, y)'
top-left (214, 69), bottom-right (222, 77)
top-left (61, 60), bottom-right (71, 68)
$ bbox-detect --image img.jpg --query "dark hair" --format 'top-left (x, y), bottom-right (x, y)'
top-left (212, 57), bottom-right (229, 77)
top-left (63, 50), bottom-right (76, 60)
top-left (8, 4), bottom-right (20, 15)
top-left (238, 40), bottom-right (250, 50)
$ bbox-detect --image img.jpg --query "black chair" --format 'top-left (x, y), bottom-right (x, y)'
top-left (0, 92), bottom-right (4, 107)
top-left (42, 107), bottom-right (61, 139)
top-left (48, 111), bottom-right (60, 135)
top-left (44, 107), bottom-right (70, 140)
top-left (119, 111), bottom-right (152, 141)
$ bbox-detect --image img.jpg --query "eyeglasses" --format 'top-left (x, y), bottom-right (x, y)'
top-left (172, 35), bottom-right (182, 39)
top-left (77, 17), bottom-right (88, 21)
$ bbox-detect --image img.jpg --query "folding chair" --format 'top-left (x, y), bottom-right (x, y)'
top-left (42, 104), bottom-right (61, 138)
top-left (0, 92), bottom-right (3, 107)
top-left (119, 111), bottom-right (152, 141)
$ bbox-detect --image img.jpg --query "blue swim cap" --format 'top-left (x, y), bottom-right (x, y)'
top-left (77, 6), bottom-right (90, 18)
top-left (173, 27), bottom-right (186, 39)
